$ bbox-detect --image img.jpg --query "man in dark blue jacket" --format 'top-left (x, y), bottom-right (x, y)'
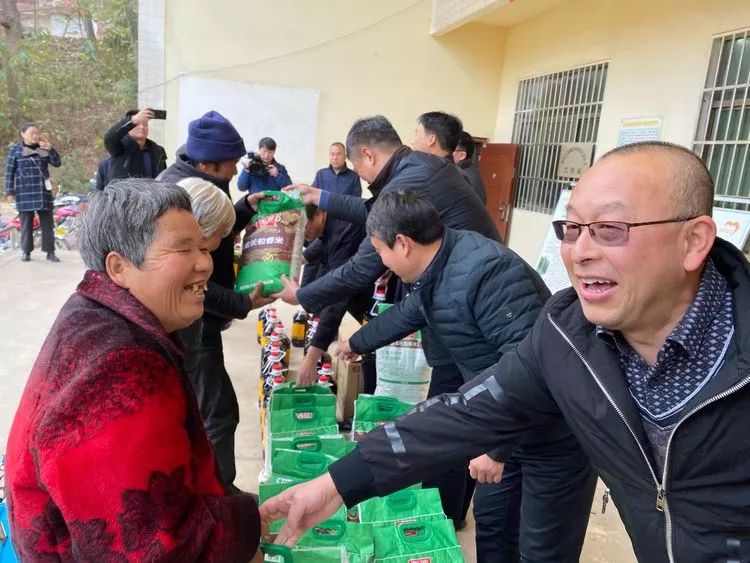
top-left (262, 142), bottom-right (748, 563)
top-left (311, 142), bottom-right (361, 197)
top-left (237, 137), bottom-right (292, 194)
top-left (301, 142), bottom-right (362, 286)
top-left (337, 190), bottom-right (595, 562)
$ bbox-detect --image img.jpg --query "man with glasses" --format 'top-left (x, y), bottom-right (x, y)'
top-left (261, 141), bottom-right (748, 563)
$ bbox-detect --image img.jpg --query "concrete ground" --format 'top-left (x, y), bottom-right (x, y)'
top-left (0, 249), bottom-right (636, 562)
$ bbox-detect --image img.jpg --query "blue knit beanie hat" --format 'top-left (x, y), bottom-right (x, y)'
top-left (186, 111), bottom-right (246, 162)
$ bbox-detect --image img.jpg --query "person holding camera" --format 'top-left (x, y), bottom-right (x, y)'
top-left (4, 122), bottom-right (61, 263)
top-left (103, 108), bottom-right (168, 186)
top-left (237, 137), bottom-right (291, 193)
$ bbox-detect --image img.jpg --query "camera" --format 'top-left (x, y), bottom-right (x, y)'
top-left (246, 152), bottom-right (268, 176)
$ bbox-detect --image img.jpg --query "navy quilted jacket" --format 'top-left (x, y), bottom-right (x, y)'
top-left (349, 228), bottom-right (550, 381)
top-left (4, 143), bottom-right (61, 212)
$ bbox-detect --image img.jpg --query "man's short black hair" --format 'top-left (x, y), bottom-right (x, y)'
top-left (346, 115), bottom-right (402, 157)
top-left (417, 112), bottom-right (463, 153)
top-left (259, 137), bottom-right (277, 151)
top-left (330, 141), bottom-right (346, 154)
top-left (455, 131), bottom-right (475, 160)
top-left (366, 188), bottom-right (444, 248)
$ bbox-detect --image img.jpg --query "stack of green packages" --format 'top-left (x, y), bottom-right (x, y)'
top-left (351, 394), bottom-right (414, 441)
top-left (357, 488), bottom-right (446, 528)
top-left (266, 386), bottom-right (338, 441)
top-left (296, 518), bottom-right (375, 563)
top-left (236, 190), bottom-right (306, 297)
top-left (373, 519), bottom-right (465, 562)
top-left (260, 542), bottom-right (346, 563)
top-left (265, 434), bottom-right (355, 475)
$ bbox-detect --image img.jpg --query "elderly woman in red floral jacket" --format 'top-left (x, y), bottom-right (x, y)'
top-left (4, 178), bottom-right (262, 562)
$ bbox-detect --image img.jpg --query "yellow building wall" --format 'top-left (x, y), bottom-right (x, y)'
top-left (163, 0), bottom-right (506, 187)
top-left (494, 0), bottom-right (750, 263)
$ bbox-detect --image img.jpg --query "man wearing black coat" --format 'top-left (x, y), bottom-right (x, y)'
top-left (453, 131), bottom-right (487, 204)
top-left (337, 190), bottom-right (596, 562)
top-left (263, 142), bottom-right (748, 563)
top-left (296, 204), bottom-right (372, 389)
top-left (272, 115), bottom-right (500, 523)
top-left (103, 109), bottom-right (167, 181)
top-left (158, 110), bottom-right (269, 487)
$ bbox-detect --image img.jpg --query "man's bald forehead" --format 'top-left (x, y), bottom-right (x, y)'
top-left (597, 141), bottom-right (714, 217)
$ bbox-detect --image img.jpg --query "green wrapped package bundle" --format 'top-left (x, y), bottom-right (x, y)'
top-left (269, 448), bottom-right (339, 480)
top-left (266, 434), bottom-right (355, 475)
top-left (357, 488), bottom-right (446, 528)
top-left (236, 191), bottom-right (306, 297)
top-left (373, 519), bottom-right (465, 562)
top-left (269, 383), bottom-right (336, 411)
top-left (260, 543), bottom-right (346, 563)
top-left (267, 402), bottom-right (338, 439)
top-left (351, 394), bottom-right (414, 441)
top-left (296, 518), bottom-right (375, 563)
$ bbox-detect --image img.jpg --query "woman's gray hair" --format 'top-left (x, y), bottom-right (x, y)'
top-left (177, 177), bottom-right (235, 238)
top-left (79, 178), bottom-right (192, 272)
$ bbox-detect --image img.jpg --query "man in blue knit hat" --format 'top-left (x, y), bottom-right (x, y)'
top-left (159, 110), bottom-right (272, 488)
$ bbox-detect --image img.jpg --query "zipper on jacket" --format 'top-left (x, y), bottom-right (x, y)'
top-left (548, 315), bottom-right (670, 560)
top-left (658, 372), bottom-right (750, 563)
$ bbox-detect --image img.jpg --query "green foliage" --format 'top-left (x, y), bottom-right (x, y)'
top-left (0, 0), bottom-right (137, 192)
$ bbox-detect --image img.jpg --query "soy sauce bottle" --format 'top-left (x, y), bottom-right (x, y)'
top-left (292, 309), bottom-right (308, 347)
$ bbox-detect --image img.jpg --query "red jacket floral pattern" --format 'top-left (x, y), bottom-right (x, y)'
top-left (5, 270), bottom-right (260, 561)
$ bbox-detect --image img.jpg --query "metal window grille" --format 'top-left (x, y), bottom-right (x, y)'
top-left (694, 30), bottom-right (750, 210)
top-left (511, 62), bottom-right (608, 214)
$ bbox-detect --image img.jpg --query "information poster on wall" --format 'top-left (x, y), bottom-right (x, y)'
top-left (535, 190), bottom-right (573, 294)
top-left (616, 117), bottom-right (662, 147)
top-left (713, 207), bottom-right (750, 250)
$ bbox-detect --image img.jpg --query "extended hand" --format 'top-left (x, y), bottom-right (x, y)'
top-left (297, 347), bottom-right (323, 386)
top-left (284, 184), bottom-right (321, 206)
top-left (249, 282), bottom-right (274, 309)
top-left (267, 164), bottom-right (279, 178)
top-left (469, 454), bottom-right (505, 484)
top-left (245, 191), bottom-right (275, 211)
top-left (336, 339), bottom-right (359, 362)
top-left (260, 473), bottom-right (344, 547)
top-left (271, 275), bottom-right (300, 305)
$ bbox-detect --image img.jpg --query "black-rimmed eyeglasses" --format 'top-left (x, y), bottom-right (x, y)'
top-left (552, 217), bottom-right (698, 247)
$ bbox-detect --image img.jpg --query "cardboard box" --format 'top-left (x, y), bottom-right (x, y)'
top-left (332, 355), bottom-right (364, 423)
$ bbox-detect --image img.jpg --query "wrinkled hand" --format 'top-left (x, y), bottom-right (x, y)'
top-left (260, 473), bottom-right (344, 547)
top-left (469, 454), bottom-right (505, 484)
top-left (6, 195), bottom-right (15, 203)
top-left (271, 275), bottom-right (300, 305)
top-left (131, 108), bottom-right (154, 125)
top-left (249, 282), bottom-right (274, 309)
top-left (297, 347), bottom-right (323, 386)
top-left (284, 184), bottom-right (321, 206)
top-left (267, 164), bottom-right (279, 178)
top-left (336, 339), bottom-right (359, 362)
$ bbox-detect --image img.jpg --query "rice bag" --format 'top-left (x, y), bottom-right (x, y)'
top-left (236, 191), bottom-right (306, 297)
